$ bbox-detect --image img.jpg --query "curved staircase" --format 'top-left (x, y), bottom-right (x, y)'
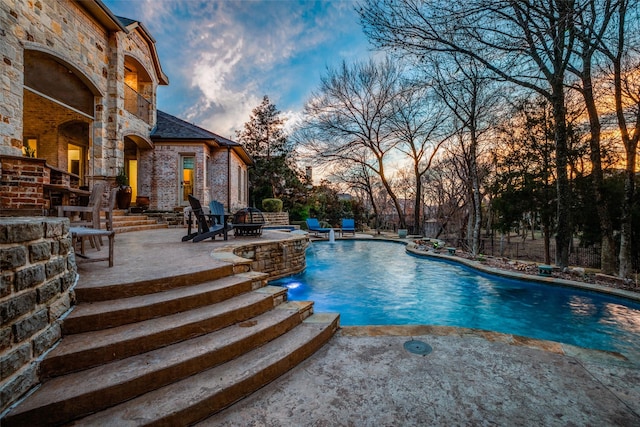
top-left (2, 263), bottom-right (339, 426)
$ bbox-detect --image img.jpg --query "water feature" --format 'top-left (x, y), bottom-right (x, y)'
top-left (273, 240), bottom-right (640, 359)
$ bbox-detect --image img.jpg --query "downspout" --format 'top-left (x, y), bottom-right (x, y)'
top-left (227, 147), bottom-right (231, 210)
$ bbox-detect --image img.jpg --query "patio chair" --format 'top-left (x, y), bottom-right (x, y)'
top-left (182, 195), bottom-right (226, 242)
top-left (341, 218), bottom-right (356, 237)
top-left (209, 200), bottom-right (233, 236)
top-left (58, 182), bottom-right (105, 251)
top-left (305, 218), bottom-right (332, 237)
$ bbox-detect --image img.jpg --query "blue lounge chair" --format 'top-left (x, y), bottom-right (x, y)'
top-left (306, 218), bottom-right (331, 237)
top-left (341, 218), bottom-right (355, 237)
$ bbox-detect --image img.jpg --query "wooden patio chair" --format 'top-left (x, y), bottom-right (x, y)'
top-left (58, 182), bottom-right (105, 251)
top-left (182, 195), bottom-right (227, 242)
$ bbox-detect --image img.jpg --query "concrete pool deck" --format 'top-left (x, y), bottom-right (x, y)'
top-left (76, 228), bottom-right (640, 425)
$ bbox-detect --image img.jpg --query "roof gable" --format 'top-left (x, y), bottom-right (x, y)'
top-left (152, 111), bottom-right (239, 145)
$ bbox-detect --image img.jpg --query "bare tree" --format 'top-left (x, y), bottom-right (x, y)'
top-left (428, 55), bottom-right (501, 255)
top-left (566, 0), bottom-right (619, 274)
top-left (299, 58), bottom-right (409, 227)
top-left (389, 82), bottom-right (448, 234)
top-left (361, 0), bottom-right (581, 266)
top-left (423, 157), bottom-right (469, 240)
top-left (332, 157), bottom-right (384, 233)
top-left (594, 0), bottom-right (640, 277)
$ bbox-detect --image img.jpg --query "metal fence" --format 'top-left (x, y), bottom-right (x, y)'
top-left (477, 238), bottom-right (602, 268)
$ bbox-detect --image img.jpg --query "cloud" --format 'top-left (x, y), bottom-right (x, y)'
top-left (104, 0), bottom-right (372, 138)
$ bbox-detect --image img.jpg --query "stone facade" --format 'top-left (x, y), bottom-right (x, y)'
top-left (0, 217), bottom-right (77, 413)
top-left (0, 0), bottom-right (165, 173)
top-left (1, 0), bottom-right (251, 214)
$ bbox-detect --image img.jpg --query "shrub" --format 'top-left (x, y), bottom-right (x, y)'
top-left (262, 198), bottom-right (283, 212)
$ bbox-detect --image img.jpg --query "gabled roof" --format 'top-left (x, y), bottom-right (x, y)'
top-left (114, 16), bottom-right (169, 85)
top-left (152, 111), bottom-right (253, 164)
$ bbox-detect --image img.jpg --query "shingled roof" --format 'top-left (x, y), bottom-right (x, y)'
top-left (151, 111), bottom-right (252, 164)
top-left (151, 111), bottom-right (239, 145)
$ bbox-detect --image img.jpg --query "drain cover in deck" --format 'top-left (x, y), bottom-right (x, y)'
top-left (404, 339), bottom-right (432, 355)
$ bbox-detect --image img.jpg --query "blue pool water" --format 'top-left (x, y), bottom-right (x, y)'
top-left (273, 240), bottom-right (640, 359)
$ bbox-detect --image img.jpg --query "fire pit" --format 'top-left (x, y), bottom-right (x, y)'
top-left (232, 207), bottom-right (265, 236)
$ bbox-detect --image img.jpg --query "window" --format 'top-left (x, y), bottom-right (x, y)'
top-left (23, 138), bottom-right (37, 157)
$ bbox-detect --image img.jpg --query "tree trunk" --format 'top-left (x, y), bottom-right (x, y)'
top-left (414, 173), bottom-right (423, 235)
top-left (619, 147), bottom-right (637, 278)
top-left (551, 83), bottom-right (571, 268)
top-left (581, 58), bottom-right (617, 274)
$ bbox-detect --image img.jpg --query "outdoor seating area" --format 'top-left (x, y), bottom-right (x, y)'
top-left (306, 218), bottom-right (332, 237)
top-left (183, 195), bottom-right (229, 242)
top-left (56, 183), bottom-right (117, 267)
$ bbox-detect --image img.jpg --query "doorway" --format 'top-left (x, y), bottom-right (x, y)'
top-left (67, 143), bottom-right (84, 181)
top-left (180, 155), bottom-right (195, 206)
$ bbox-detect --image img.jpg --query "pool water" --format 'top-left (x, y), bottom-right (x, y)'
top-left (273, 240), bottom-right (640, 359)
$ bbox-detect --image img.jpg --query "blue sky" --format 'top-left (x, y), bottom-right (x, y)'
top-left (102, 0), bottom-right (372, 139)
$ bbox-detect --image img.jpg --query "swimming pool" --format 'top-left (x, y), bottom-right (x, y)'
top-left (272, 240), bottom-right (640, 360)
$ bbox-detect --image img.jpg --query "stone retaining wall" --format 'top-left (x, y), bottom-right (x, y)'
top-left (0, 218), bottom-right (77, 413)
top-left (262, 212), bottom-right (289, 225)
top-left (233, 235), bottom-right (308, 280)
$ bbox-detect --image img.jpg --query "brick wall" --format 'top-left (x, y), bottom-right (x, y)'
top-left (0, 217), bottom-right (77, 413)
top-left (0, 156), bottom-right (49, 213)
top-left (233, 235), bottom-right (308, 280)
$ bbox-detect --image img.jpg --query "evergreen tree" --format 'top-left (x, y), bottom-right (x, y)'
top-left (236, 96), bottom-right (302, 206)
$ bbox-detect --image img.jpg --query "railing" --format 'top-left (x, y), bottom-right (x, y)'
top-left (124, 84), bottom-right (151, 124)
top-left (478, 238), bottom-right (603, 269)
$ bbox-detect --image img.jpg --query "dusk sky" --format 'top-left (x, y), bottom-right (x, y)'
top-left (102, 0), bottom-right (373, 139)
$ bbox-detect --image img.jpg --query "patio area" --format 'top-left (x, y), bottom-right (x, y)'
top-left (74, 228), bottom-right (640, 425)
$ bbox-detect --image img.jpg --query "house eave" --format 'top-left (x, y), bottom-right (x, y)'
top-left (74, 0), bottom-right (128, 32)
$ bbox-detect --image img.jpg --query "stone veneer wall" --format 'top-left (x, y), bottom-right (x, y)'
top-left (261, 212), bottom-right (289, 225)
top-left (233, 235), bottom-right (308, 280)
top-left (0, 218), bottom-right (77, 413)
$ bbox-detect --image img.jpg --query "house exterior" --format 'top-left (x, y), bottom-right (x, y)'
top-left (151, 111), bottom-right (251, 211)
top-left (0, 0), bottom-right (249, 214)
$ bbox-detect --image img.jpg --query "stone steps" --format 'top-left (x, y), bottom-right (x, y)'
top-left (41, 290), bottom-right (287, 378)
top-left (63, 273), bottom-right (267, 334)
top-left (74, 264), bottom-right (238, 302)
top-left (2, 254), bottom-right (339, 426)
top-left (66, 316), bottom-right (338, 426)
top-left (101, 210), bottom-right (169, 234)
